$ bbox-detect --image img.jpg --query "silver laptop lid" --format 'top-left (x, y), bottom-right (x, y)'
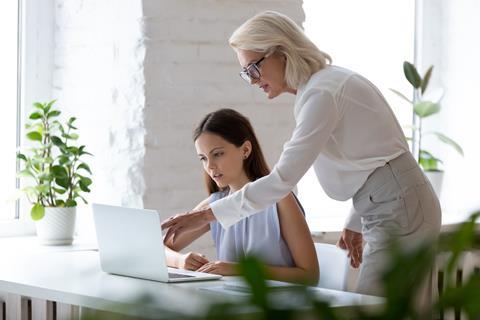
top-left (92, 203), bottom-right (169, 282)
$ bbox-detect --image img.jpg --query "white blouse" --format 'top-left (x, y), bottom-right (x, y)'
top-left (210, 65), bottom-right (409, 231)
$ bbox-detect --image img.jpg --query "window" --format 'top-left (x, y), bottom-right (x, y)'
top-left (419, 1), bottom-right (480, 220)
top-left (0, 1), bottom-right (20, 220)
top-left (299, 0), bottom-right (415, 231)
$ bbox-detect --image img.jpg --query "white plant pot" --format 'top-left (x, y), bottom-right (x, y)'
top-left (424, 171), bottom-right (444, 198)
top-left (35, 207), bottom-right (77, 245)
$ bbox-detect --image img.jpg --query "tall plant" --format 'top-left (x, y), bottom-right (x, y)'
top-left (391, 61), bottom-right (463, 171)
top-left (17, 100), bottom-right (93, 220)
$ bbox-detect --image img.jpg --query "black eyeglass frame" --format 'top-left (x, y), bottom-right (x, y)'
top-left (239, 56), bottom-right (266, 83)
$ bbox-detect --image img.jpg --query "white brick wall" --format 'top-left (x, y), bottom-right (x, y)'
top-left (52, 0), bottom-right (304, 254)
top-left (53, 0), bottom-right (146, 210)
top-left (143, 1), bottom-right (302, 216)
top-left (142, 1), bottom-right (303, 256)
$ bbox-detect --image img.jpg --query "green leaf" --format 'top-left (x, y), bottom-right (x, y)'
top-left (32, 162), bottom-right (41, 172)
top-left (43, 156), bottom-right (54, 164)
top-left (80, 176), bottom-right (92, 186)
top-left (58, 156), bottom-right (70, 165)
top-left (38, 172), bottom-right (53, 182)
top-left (33, 102), bottom-right (44, 110)
top-left (421, 65), bottom-right (434, 94)
top-left (17, 169), bottom-right (35, 178)
top-left (419, 149), bottom-right (442, 171)
top-left (36, 184), bottom-right (50, 194)
top-left (76, 193), bottom-right (88, 204)
top-left (403, 61), bottom-right (422, 89)
top-left (17, 153), bottom-right (27, 161)
top-left (67, 146), bottom-right (79, 155)
top-left (78, 180), bottom-right (91, 193)
top-left (78, 146), bottom-right (93, 157)
top-left (68, 117), bottom-right (77, 125)
top-left (26, 131), bottom-right (42, 142)
top-left (51, 136), bottom-right (64, 147)
top-left (29, 112), bottom-right (43, 120)
top-left (55, 199), bottom-right (65, 207)
top-left (389, 88), bottom-right (413, 104)
top-left (238, 256), bottom-right (269, 309)
top-left (69, 133), bottom-right (79, 140)
top-left (53, 187), bottom-right (67, 195)
top-left (65, 199), bottom-right (77, 207)
top-left (77, 163), bottom-right (92, 174)
top-left (47, 110), bottom-right (61, 118)
top-left (51, 165), bottom-right (68, 179)
top-left (45, 99), bottom-right (57, 113)
top-left (55, 177), bottom-right (70, 189)
top-left (414, 101), bottom-right (441, 118)
top-left (431, 132), bottom-right (464, 156)
top-left (78, 176), bottom-right (92, 192)
top-left (31, 203), bottom-right (45, 221)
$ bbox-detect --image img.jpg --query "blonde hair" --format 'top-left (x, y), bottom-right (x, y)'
top-left (229, 11), bottom-right (332, 89)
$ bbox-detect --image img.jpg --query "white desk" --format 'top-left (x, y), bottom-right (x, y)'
top-left (0, 249), bottom-right (384, 319)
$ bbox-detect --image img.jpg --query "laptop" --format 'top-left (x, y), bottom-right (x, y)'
top-left (92, 203), bottom-right (222, 283)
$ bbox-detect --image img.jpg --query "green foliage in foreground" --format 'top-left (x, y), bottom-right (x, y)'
top-left (83, 211), bottom-right (480, 319)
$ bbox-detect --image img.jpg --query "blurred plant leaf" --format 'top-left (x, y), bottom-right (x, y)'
top-left (389, 89), bottom-right (413, 104)
top-left (430, 132), bottom-right (464, 156)
top-left (77, 163), bottom-right (92, 174)
top-left (419, 149), bottom-right (442, 171)
top-left (421, 65), bottom-right (434, 94)
top-left (29, 112), bottom-right (43, 120)
top-left (17, 153), bottom-right (27, 161)
top-left (47, 110), bottom-right (61, 118)
top-left (413, 101), bottom-right (441, 118)
top-left (31, 203), bottom-right (45, 221)
top-left (437, 273), bottom-right (480, 318)
top-left (26, 131), bottom-right (42, 142)
top-left (51, 136), bottom-right (64, 147)
top-left (403, 61), bottom-right (422, 89)
top-left (238, 256), bottom-right (269, 309)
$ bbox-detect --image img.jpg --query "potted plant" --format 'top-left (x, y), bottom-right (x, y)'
top-left (391, 61), bottom-right (463, 196)
top-left (17, 100), bottom-right (92, 245)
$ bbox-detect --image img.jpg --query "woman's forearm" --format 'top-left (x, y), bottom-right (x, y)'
top-left (263, 265), bottom-right (319, 286)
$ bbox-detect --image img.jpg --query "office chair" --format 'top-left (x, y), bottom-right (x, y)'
top-left (315, 243), bottom-right (349, 291)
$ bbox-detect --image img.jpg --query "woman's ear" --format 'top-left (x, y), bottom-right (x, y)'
top-left (241, 140), bottom-right (252, 159)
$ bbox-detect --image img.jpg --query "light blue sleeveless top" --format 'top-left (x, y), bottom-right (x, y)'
top-left (209, 191), bottom-right (295, 267)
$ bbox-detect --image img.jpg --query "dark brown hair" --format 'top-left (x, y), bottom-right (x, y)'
top-left (193, 108), bottom-right (270, 195)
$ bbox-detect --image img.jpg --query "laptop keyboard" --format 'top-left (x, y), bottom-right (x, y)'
top-left (168, 272), bottom-right (195, 279)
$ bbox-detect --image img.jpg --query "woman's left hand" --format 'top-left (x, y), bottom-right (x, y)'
top-left (197, 261), bottom-right (237, 276)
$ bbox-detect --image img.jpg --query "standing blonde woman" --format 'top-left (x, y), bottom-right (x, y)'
top-left (162, 11), bottom-right (441, 297)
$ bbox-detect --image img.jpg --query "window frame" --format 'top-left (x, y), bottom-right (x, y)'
top-left (0, 0), bottom-right (54, 237)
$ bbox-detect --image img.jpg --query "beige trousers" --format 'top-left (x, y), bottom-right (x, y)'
top-left (352, 152), bottom-right (441, 305)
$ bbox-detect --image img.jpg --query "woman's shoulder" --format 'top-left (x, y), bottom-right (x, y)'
top-left (303, 65), bottom-right (355, 92)
top-left (275, 193), bottom-right (305, 219)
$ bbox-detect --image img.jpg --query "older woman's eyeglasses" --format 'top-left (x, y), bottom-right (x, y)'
top-left (239, 56), bottom-right (266, 84)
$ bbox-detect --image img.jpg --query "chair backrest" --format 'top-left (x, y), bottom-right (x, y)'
top-left (314, 243), bottom-right (349, 291)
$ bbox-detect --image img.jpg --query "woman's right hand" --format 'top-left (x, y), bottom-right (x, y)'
top-left (177, 252), bottom-right (209, 271)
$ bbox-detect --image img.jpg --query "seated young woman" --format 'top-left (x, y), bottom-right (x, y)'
top-left (164, 108), bottom-right (319, 285)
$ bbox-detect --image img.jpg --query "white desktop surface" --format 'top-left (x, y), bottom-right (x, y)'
top-left (0, 246), bottom-right (384, 318)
